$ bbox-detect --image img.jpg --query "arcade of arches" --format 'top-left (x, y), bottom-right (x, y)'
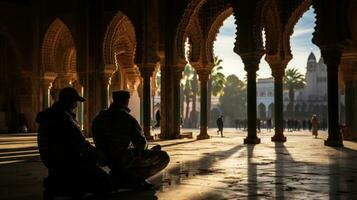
top-left (1, 0), bottom-right (357, 148)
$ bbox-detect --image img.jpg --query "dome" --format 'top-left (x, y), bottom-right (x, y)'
top-left (308, 52), bottom-right (316, 62)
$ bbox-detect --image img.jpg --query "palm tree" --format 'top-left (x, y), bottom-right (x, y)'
top-left (284, 68), bottom-right (306, 117)
top-left (182, 64), bottom-right (194, 125)
top-left (190, 70), bottom-right (199, 128)
top-left (208, 56), bottom-right (226, 126)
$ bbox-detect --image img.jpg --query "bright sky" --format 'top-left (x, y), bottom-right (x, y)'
top-left (213, 7), bottom-right (320, 80)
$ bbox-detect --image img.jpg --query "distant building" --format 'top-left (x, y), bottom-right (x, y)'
top-left (257, 52), bottom-right (329, 121)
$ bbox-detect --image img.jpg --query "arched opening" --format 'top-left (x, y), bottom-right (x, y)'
top-left (103, 11), bottom-right (140, 121)
top-left (285, 4), bottom-right (320, 125)
top-left (41, 18), bottom-right (83, 129)
top-left (258, 103), bottom-right (267, 120)
top-left (181, 37), bottom-right (199, 128)
top-left (268, 103), bottom-right (274, 120)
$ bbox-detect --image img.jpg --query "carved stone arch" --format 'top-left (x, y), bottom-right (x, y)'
top-left (176, 0), bottom-right (209, 62)
top-left (205, 7), bottom-right (233, 64)
top-left (185, 17), bottom-right (203, 63)
top-left (283, 0), bottom-right (313, 57)
top-left (261, 0), bottom-right (281, 56)
top-left (41, 18), bottom-right (76, 75)
top-left (231, 1), bottom-right (266, 54)
top-left (103, 11), bottom-right (136, 69)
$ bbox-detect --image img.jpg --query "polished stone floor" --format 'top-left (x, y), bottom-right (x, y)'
top-left (0, 129), bottom-right (357, 200)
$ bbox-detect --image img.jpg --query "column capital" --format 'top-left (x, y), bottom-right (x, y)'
top-left (43, 72), bottom-right (57, 86)
top-left (320, 46), bottom-right (343, 67)
top-left (138, 63), bottom-right (157, 78)
top-left (240, 52), bottom-right (263, 72)
top-left (196, 68), bottom-right (211, 83)
top-left (271, 68), bottom-right (285, 83)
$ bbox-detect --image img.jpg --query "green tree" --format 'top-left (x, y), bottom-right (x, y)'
top-left (208, 56), bottom-right (226, 126)
top-left (190, 70), bottom-right (199, 128)
top-left (284, 68), bottom-right (306, 117)
top-left (182, 64), bottom-right (194, 125)
top-left (219, 75), bottom-right (246, 126)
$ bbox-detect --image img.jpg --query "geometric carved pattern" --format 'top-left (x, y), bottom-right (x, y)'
top-left (41, 18), bottom-right (76, 75)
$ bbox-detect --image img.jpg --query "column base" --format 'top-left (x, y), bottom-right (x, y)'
top-left (244, 137), bottom-right (261, 144)
top-left (271, 135), bottom-right (287, 142)
top-left (324, 139), bottom-right (344, 147)
top-left (271, 128), bottom-right (286, 142)
top-left (197, 134), bottom-right (210, 140)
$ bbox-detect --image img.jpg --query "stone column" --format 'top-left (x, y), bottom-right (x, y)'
top-left (103, 65), bottom-right (116, 108)
top-left (342, 61), bottom-right (357, 139)
top-left (322, 48), bottom-right (344, 147)
top-left (271, 67), bottom-right (286, 142)
top-left (197, 69), bottom-right (211, 140)
top-left (173, 66), bottom-right (184, 138)
top-left (242, 54), bottom-right (261, 144)
top-left (42, 72), bottom-right (57, 108)
top-left (139, 66), bottom-right (155, 140)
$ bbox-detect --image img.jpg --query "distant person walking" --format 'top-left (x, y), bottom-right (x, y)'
top-left (257, 119), bottom-right (261, 133)
top-left (311, 114), bottom-right (319, 138)
top-left (155, 109), bottom-right (161, 128)
top-left (266, 118), bottom-right (272, 132)
top-left (216, 115), bottom-right (224, 137)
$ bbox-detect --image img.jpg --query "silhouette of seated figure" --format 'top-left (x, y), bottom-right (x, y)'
top-left (36, 87), bottom-right (112, 199)
top-left (92, 90), bottom-right (170, 190)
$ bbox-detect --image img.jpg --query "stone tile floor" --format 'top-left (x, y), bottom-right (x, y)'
top-left (0, 129), bottom-right (357, 200)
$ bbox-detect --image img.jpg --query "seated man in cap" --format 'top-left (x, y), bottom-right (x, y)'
top-left (36, 87), bottom-right (112, 198)
top-left (92, 90), bottom-right (170, 189)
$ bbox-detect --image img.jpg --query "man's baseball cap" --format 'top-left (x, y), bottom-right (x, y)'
top-left (59, 87), bottom-right (85, 102)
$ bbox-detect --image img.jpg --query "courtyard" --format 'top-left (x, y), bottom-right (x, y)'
top-left (0, 129), bottom-right (356, 200)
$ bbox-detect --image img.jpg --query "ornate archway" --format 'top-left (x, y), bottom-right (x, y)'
top-left (41, 18), bottom-right (78, 103)
top-left (103, 11), bottom-right (140, 119)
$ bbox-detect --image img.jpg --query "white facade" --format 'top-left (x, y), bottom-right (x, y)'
top-left (256, 52), bottom-right (329, 120)
top-left (257, 77), bottom-right (274, 119)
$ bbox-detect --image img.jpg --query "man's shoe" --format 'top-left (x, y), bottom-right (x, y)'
top-left (151, 145), bottom-right (161, 150)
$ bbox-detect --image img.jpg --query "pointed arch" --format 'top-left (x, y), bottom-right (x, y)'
top-left (206, 7), bottom-right (233, 64)
top-left (41, 18), bottom-right (77, 75)
top-left (103, 11), bottom-right (136, 69)
top-left (283, 0), bottom-right (313, 56)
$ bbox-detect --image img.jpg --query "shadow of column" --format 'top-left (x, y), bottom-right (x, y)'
top-left (247, 145), bottom-right (257, 200)
top-left (328, 154), bottom-right (341, 200)
top-left (274, 142), bottom-right (285, 199)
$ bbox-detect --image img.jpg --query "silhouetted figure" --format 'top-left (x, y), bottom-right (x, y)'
top-left (243, 119), bottom-right (248, 131)
top-left (36, 87), bottom-right (111, 199)
top-left (155, 109), bottom-right (161, 128)
top-left (308, 119), bottom-right (312, 131)
top-left (302, 119), bottom-right (306, 130)
top-left (266, 118), bottom-right (272, 132)
top-left (92, 91), bottom-right (170, 190)
top-left (311, 114), bottom-right (319, 138)
top-left (257, 118), bottom-right (261, 133)
top-left (234, 119), bottom-right (239, 130)
top-left (216, 115), bottom-right (224, 137)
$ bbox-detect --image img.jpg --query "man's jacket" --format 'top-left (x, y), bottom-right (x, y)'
top-left (92, 103), bottom-right (147, 165)
top-left (36, 102), bottom-right (95, 170)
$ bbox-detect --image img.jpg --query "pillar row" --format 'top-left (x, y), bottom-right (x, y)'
top-left (139, 65), bottom-right (155, 140)
top-left (242, 54), bottom-right (262, 144)
top-left (271, 67), bottom-right (286, 142)
top-left (322, 48), bottom-right (344, 147)
top-left (342, 61), bottom-right (357, 139)
top-left (197, 68), bottom-right (211, 140)
top-left (173, 66), bottom-right (184, 138)
top-left (42, 72), bottom-right (57, 109)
